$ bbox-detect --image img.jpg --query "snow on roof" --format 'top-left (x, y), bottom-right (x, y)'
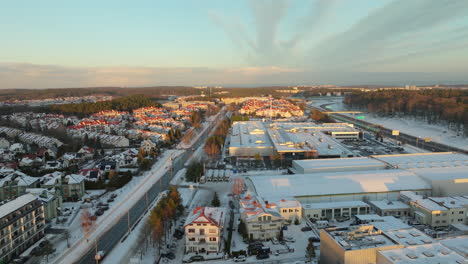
top-left (303, 200), bottom-right (369, 210)
top-left (439, 236), bottom-right (468, 258)
top-left (373, 152), bottom-right (468, 169)
top-left (379, 243), bottom-right (465, 264)
top-left (65, 174), bottom-right (85, 184)
top-left (0, 193), bottom-right (38, 219)
top-left (247, 169), bottom-right (431, 200)
top-left (42, 171), bottom-right (63, 186)
top-left (384, 228), bottom-right (435, 246)
top-left (0, 171), bottom-right (38, 187)
top-left (368, 199), bottom-right (410, 210)
top-left (373, 216), bottom-right (411, 231)
top-left (230, 121), bottom-right (273, 149)
top-left (293, 157), bottom-right (386, 172)
top-left (184, 207), bottom-right (226, 228)
top-left (411, 166), bottom-right (468, 181)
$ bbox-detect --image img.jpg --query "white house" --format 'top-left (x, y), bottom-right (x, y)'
top-left (184, 207), bottom-right (226, 253)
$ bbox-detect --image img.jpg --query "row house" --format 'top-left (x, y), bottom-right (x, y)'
top-left (0, 171), bottom-right (40, 200)
top-left (18, 133), bottom-right (63, 149)
top-left (0, 194), bottom-right (45, 262)
top-left (0, 127), bottom-right (22, 138)
top-left (184, 207), bottom-right (226, 253)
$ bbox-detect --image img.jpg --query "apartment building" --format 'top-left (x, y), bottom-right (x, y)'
top-left (0, 194), bottom-right (45, 262)
top-left (239, 195), bottom-right (283, 241)
top-left (0, 171), bottom-right (40, 201)
top-left (184, 207), bottom-right (226, 253)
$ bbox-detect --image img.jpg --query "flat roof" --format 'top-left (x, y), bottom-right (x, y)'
top-left (229, 121), bottom-right (273, 149)
top-left (379, 243), bottom-right (465, 264)
top-left (373, 216), bottom-right (411, 231)
top-left (303, 200), bottom-right (369, 210)
top-left (373, 152), bottom-right (468, 169)
top-left (0, 194), bottom-right (37, 219)
top-left (411, 166), bottom-right (468, 181)
top-left (293, 157), bottom-right (386, 172)
top-left (326, 225), bottom-right (397, 250)
top-left (248, 169), bottom-right (431, 200)
top-left (439, 236), bottom-right (468, 258)
top-left (368, 199), bottom-right (410, 210)
top-left (384, 228), bottom-right (435, 246)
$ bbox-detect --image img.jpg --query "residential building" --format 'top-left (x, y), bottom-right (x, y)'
top-left (0, 171), bottom-right (40, 201)
top-left (26, 188), bottom-right (62, 221)
top-left (41, 172), bottom-right (85, 201)
top-left (239, 195), bottom-right (283, 241)
top-left (184, 207), bottom-right (226, 253)
top-left (0, 194), bottom-right (45, 262)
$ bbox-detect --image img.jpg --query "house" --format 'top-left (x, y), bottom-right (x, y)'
top-left (0, 149), bottom-right (14, 161)
top-left (239, 195), bottom-right (283, 241)
top-left (98, 160), bottom-right (118, 174)
top-left (37, 147), bottom-right (57, 160)
top-left (184, 207), bottom-right (226, 253)
top-left (9, 143), bottom-right (24, 154)
top-left (140, 140), bottom-right (156, 153)
top-left (0, 171), bottom-right (40, 200)
top-left (79, 168), bottom-right (103, 181)
top-left (19, 154), bottom-right (43, 167)
top-left (41, 172), bottom-right (85, 201)
top-left (0, 138), bottom-right (10, 149)
top-left (26, 188), bottom-right (62, 221)
top-left (77, 146), bottom-right (95, 160)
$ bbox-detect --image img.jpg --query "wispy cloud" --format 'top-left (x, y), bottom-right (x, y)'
top-left (211, 0), bottom-right (468, 71)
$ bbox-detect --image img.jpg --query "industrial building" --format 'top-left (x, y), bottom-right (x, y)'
top-left (303, 200), bottom-right (370, 221)
top-left (228, 121), bottom-right (356, 160)
top-left (377, 243), bottom-right (466, 264)
top-left (291, 157), bottom-right (387, 174)
top-left (246, 169), bottom-right (432, 204)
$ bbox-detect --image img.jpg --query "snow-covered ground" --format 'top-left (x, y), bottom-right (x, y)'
top-left (313, 97), bottom-right (468, 150)
top-left (51, 149), bottom-right (184, 264)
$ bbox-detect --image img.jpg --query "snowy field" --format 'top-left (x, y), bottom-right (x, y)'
top-left (311, 97), bottom-right (468, 150)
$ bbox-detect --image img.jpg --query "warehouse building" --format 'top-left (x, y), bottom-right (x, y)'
top-left (410, 166), bottom-right (468, 196)
top-left (246, 169), bottom-right (432, 204)
top-left (291, 157), bottom-right (387, 174)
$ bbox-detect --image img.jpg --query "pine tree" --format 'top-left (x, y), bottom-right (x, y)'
top-left (211, 192), bottom-right (220, 207)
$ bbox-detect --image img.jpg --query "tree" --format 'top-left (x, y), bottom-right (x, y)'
top-left (211, 192), bottom-right (220, 207)
top-left (306, 237), bottom-right (316, 260)
top-left (81, 208), bottom-right (94, 242)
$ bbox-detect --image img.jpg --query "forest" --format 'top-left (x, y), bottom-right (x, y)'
top-left (48, 94), bottom-right (160, 116)
top-left (344, 89), bottom-right (468, 135)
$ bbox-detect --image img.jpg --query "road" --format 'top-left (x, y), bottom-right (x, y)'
top-left (315, 104), bottom-right (468, 154)
top-left (55, 109), bottom-right (227, 264)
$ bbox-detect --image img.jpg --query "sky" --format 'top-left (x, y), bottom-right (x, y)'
top-left (1, 0), bottom-right (468, 88)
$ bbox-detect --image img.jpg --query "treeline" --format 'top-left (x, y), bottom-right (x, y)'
top-left (344, 89), bottom-right (468, 135)
top-left (48, 94), bottom-right (160, 116)
top-left (204, 118), bottom-right (231, 160)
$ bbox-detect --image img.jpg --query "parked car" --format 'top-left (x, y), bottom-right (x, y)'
top-left (110, 194), bottom-right (117, 199)
top-left (284, 236), bottom-right (296, 242)
top-left (234, 255), bottom-right (246, 262)
top-left (301, 226), bottom-right (312, 232)
top-left (161, 252), bottom-right (175, 260)
top-left (183, 255), bottom-right (205, 263)
top-left (95, 209), bottom-right (104, 216)
top-left (107, 198), bottom-right (114, 203)
top-left (309, 236), bottom-right (320, 242)
top-left (271, 237), bottom-right (279, 244)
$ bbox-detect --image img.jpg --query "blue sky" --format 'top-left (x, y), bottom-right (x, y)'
top-left (1, 0), bottom-right (468, 88)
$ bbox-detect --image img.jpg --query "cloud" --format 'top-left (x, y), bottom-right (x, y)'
top-left (211, 0), bottom-right (468, 71)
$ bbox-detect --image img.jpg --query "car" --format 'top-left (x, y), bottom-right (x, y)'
top-left (284, 236), bottom-right (296, 242)
top-left (282, 225), bottom-right (288, 230)
top-left (161, 252), bottom-right (175, 260)
top-left (271, 237), bottom-right (279, 244)
top-left (183, 255), bottom-right (205, 263)
top-left (107, 198), bottom-right (114, 203)
top-left (233, 255), bottom-right (246, 262)
top-left (95, 250), bottom-right (105, 261)
top-left (95, 209), bottom-right (104, 216)
top-left (110, 194), bottom-right (117, 199)
top-left (309, 236), bottom-right (320, 242)
top-left (301, 226), bottom-right (312, 232)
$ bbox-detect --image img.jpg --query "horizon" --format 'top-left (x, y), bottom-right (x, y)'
top-left (2, 0), bottom-right (468, 88)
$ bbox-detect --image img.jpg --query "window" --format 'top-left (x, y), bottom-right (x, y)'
top-left (189, 238), bottom-right (195, 241)
top-left (442, 220), bottom-right (446, 223)
top-left (209, 237), bottom-right (216, 242)
top-left (289, 209), bottom-right (293, 213)
top-left (442, 213), bottom-right (447, 216)
top-left (188, 229), bottom-right (195, 233)
top-left (460, 211), bottom-right (464, 214)
top-left (459, 219), bottom-right (463, 222)
top-left (435, 220), bottom-right (440, 224)
top-left (283, 209), bottom-right (287, 213)
top-left (209, 229), bottom-right (216, 233)
top-left (200, 229), bottom-right (205, 235)
top-left (435, 214), bottom-right (440, 217)
top-left (295, 209), bottom-right (299, 212)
